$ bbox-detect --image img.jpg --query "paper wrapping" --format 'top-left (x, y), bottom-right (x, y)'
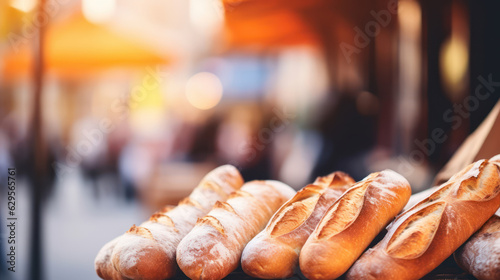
top-left (433, 99), bottom-right (500, 185)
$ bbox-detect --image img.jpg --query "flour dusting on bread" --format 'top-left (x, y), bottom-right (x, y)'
top-left (95, 165), bottom-right (244, 280)
top-left (177, 180), bottom-right (296, 280)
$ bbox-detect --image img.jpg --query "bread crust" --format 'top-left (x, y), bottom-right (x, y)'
top-left (176, 180), bottom-right (295, 280)
top-left (299, 170), bottom-right (411, 280)
top-left (94, 237), bottom-right (125, 280)
top-left (454, 212), bottom-right (500, 280)
top-left (240, 171), bottom-right (355, 279)
top-left (347, 158), bottom-right (500, 280)
top-left (94, 165), bottom-right (243, 280)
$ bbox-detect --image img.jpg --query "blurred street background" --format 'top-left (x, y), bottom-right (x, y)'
top-left (0, 0), bottom-right (499, 279)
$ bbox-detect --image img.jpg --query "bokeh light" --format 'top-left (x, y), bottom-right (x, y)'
top-left (82, 0), bottom-right (116, 24)
top-left (185, 72), bottom-right (223, 110)
top-left (10, 0), bottom-right (36, 13)
top-left (440, 37), bottom-right (469, 96)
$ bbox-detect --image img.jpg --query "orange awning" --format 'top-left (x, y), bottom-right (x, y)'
top-left (2, 12), bottom-right (170, 78)
top-left (223, 0), bottom-right (324, 48)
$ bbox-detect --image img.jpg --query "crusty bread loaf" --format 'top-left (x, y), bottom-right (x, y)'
top-left (94, 165), bottom-right (243, 280)
top-left (454, 211), bottom-right (500, 280)
top-left (299, 170), bottom-right (411, 280)
top-left (347, 158), bottom-right (500, 280)
top-left (95, 237), bottom-right (126, 280)
top-left (453, 155), bottom-right (500, 280)
top-left (241, 172), bottom-right (355, 279)
top-left (176, 180), bottom-right (295, 280)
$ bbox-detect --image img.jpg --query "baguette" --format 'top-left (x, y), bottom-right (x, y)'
top-left (346, 157), bottom-right (500, 280)
top-left (299, 169), bottom-right (411, 280)
top-left (176, 180), bottom-right (295, 280)
top-left (454, 211), bottom-right (500, 280)
top-left (94, 165), bottom-right (243, 280)
top-left (95, 237), bottom-right (126, 280)
top-left (453, 155), bottom-right (500, 280)
top-left (241, 172), bottom-right (355, 279)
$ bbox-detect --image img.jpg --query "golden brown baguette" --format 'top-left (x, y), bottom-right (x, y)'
top-left (94, 165), bottom-right (243, 280)
top-left (299, 169), bottom-right (411, 280)
top-left (453, 155), bottom-right (500, 280)
top-left (454, 209), bottom-right (500, 280)
top-left (346, 157), bottom-right (500, 280)
top-left (176, 180), bottom-right (296, 280)
top-left (240, 172), bottom-right (355, 279)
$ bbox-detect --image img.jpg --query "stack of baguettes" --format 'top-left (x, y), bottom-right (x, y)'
top-left (95, 155), bottom-right (500, 280)
top-left (95, 165), bottom-right (245, 280)
top-left (344, 156), bottom-right (500, 280)
top-left (177, 171), bottom-right (355, 280)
